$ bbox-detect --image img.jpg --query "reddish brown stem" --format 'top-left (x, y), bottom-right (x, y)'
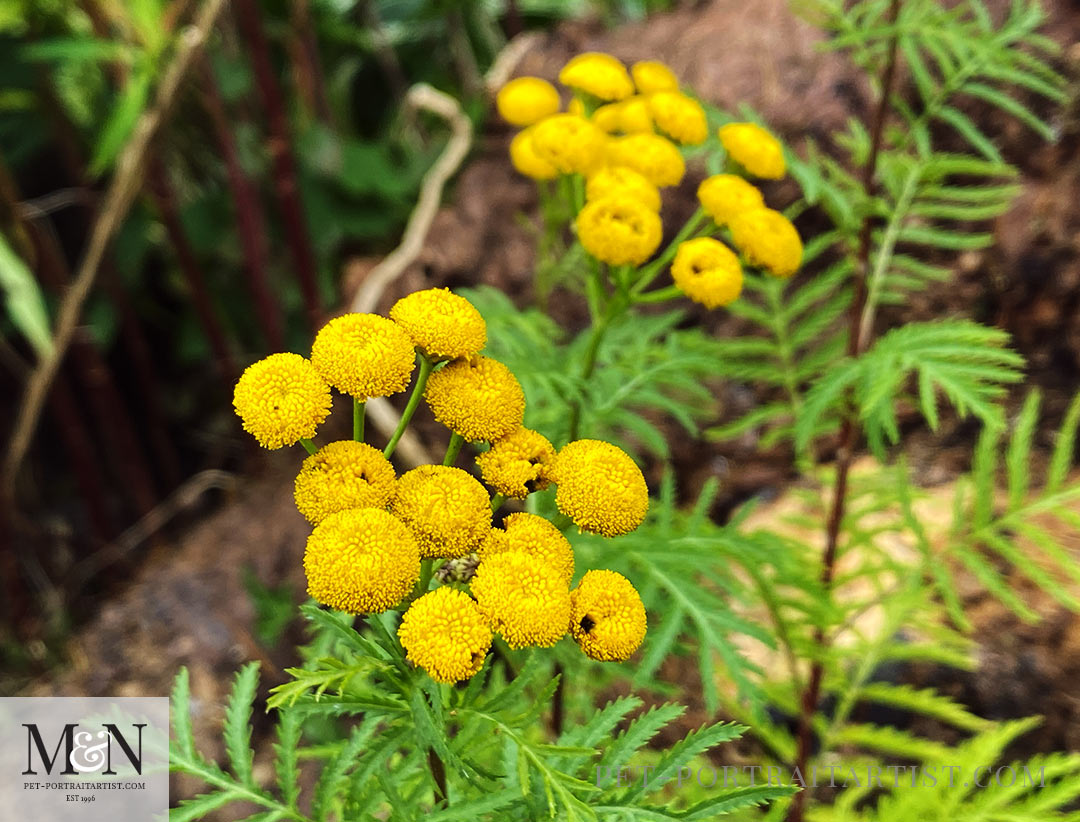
top-left (199, 55), bottom-right (286, 352)
top-left (290, 0), bottom-right (333, 124)
top-left (232, 0), bottom-right (323, 332)
top-left (146, 154), bottom-right (238, 386)
top-left (785, 3), bottom-right (902, 821)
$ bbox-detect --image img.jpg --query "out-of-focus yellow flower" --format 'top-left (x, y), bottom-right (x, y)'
top-left (496, 77), bottom-right (560, 126)
top-left (480, 512), bottom-right (574, 585)
top-left (390, 288), bottom-right (486, 361)
top-left (391, 465), bottom-right (491, 558)
top-left (303, 508), bottom-right (419, 614)
top-left (399, 587), bottom-right (492, 683)
top-left (294, 440), bottom-right (397, 525)
top-left (729, 207), bottom-right (803, 278)
top-left (531, 114), bottom-right (607, 176)
top-left (697, 174), bottom-right (765, 226)
top-left (631, 60), bottom-right (679, 94)
top-left (424, 355), bottom-right (525, 443)
top-left (718, 122), bottom-right (786, 179)
top-left (607, 133), bottom-right (685, 187)
top-left (311, 313), bottom-right (415, 400)
top-left (567, 97), bottom-right (586, 117)
top-left (550, 439), bottom-right (648, 537)
top-left (475, 427), bottom-right (556, 498)
top-left (233, 353), bottom-right (332, 449)
top-left (576, 196), bottom-right (663, 266)
top-left (618, 95), bottom-right (654, 134)
top-left (670, 237), bottom-right (743, 309)
top-left (585, 166), bottom-right (661, 212)
top-left (648, 92), bottom-right (707, 145)
top-left (471, 551), bottom-right (571, 649)
top-left (570, 569), bottom-right (646, 661)
top-left (559, 52), bottom-right (634, 101)
top-left (510, 127), bottom-right (559, 181)
top-left (592, 102), bottom-right (624, 133)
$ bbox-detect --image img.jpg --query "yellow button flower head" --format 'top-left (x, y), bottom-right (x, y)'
top-left (480, 512), bottom-right (574, 585)
top-left (576, 196), bottom-right (663, 267)
top-left (586, 166), bottom-right (661, 212)
top-left (567, 97), bottom-right (586, 117)
top-left (233, 353), bottom-right (332, 449)
top-left (697, 174), bottom-right (765, 227)
top-left (607, 133), bottom-right (685, 187)
top-left (550, 439), bottom-right (648, 537)
top-left (648, 92), bottom-right (707, 145)
top-left (424, 355), bottom-right (525, 443)
top-left (558, 52), bottom-right (634, 101)
top-left (530, 114), bottom-right (607, 176)
top-left (618, 95), bottom-right (654, 134)
top-left (471, 551), bottom-right (571, 649)
top-left (592, 102), bottom-right (624, 133)
top-left (475, 427), bottom-right (556, 498)
top-left (311, 313), bottom-right (415, 400)
top-left (303, 508), bottom-right (419, 614)
top-left (391, 465), bottom-right (491, 558)
top-left (510, 127), bottom-right (559, 181)
top-left (398, 587), bottom-right (492, 683)
top-left (729, 207), bottom-right (803, 278)
top-left (389, 288), bottom-right (486, 361)
top-left (718, 122), bottom-right (786, 179)
top-left (293, 440), bottom-right (397, 525)
top-left (671, 237), bottom-right (743, 309)
top-left (570, 569), bottom-right (646, 661)
top-left (496, 77), bottom-right (560, 126)
top-left (631, 60), bottom-right (679, 94)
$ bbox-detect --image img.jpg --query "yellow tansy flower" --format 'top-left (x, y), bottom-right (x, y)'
top-left (311, 313), bottom-right (415, 400)
top-left (607, 133), bottom-right (685, 187)
top-left (550, 439), bottom-right (648, 537)
top-left (424, 355), bottom-right (525, 443)
top-left (496, 77), bottom-right (560, 126)
top-left (558, 52), bottom-right (634, 101)
top-left (631, 60), bottom-right (679, 94)
top-left (293, 440), bottom-right (397, 525)
top-left (729, 207), bottom-right (803, 278)
top-left (480, 512), bottom-right (574, 585)
top-left (233, 353), bottom-right (332, 449)
top-left (510, 127), bottom-right (559, 181)
top-left (697, 174), bottom-right (765, 226)
top-left (303, 508), bottom-right (419, 614)
top-left (475, 427), bottom-right (556, 498)
top-left (570, 569), bottom-right (646, 661)
top-left (670, 237), bottom-right (743, 309)
top-left (648, 92), bottom-right (707, 145)
top-left (718, 122), bottom-right (786, 179)
top-left (531, 114), bottom-right (607, 176)
top-left (391, 465), bottom-right (491, 558)
top-left (399, 587), bottom-right (492, 683)
top-left (576, 196), bottom-right (663, 267)
top-left (471, 551), bottom-right (571, 649)
top-left (618, 95), bottom-right (654, 134)
top-left (389, 288), bottom-right (487, 361)
top-left (592, 101), bottom-right (624, 133)
top-left (585, 166), bottom-right (661, 212)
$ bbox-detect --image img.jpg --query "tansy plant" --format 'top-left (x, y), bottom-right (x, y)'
top-left (170, 3), bottom-right (1080, 820)
top-left (169, 287), bottom-right (787, 819)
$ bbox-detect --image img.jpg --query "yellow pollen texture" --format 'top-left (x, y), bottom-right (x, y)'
top-left (551, 439), bottom-right (649, 537)
top-left (391, 465), bottom-right (492, 558)
top-left (424, 355), bottom-right (526, 443)
top-left (471, 551), bottom-right (571, 649)
top-left (293, 440), bottom-right (397, 525)
top-left (399, 587), bottom-right (493, 683)
top-left (570, 569), bottom-right (646, 661)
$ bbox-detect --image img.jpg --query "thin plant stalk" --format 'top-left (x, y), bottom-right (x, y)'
top-left (353, 398), bottom-right (365, 442)
top-left (384, 357), bottom-right (435, 459)
top-left (443, 432), bottom-right (465, 466)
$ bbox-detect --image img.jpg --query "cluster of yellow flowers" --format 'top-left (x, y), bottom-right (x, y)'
top-left (496, 53), bottom-right (804, 306)
top-left (232, 288), bottom-right (650, 682)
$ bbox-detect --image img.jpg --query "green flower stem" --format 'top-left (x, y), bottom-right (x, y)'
top-left (572, 173), bottom-right (585, 213)
top-left (443, 432), bottom-right (465, 466)
top-left (384, 355), bottom-right (435, 459)
top-left (566, 308), bottom-right (613, 441)
top-left (490, 493), bottom-right (506, 512)
top-left (417, 558), bottom-right (434, 595)
top-left (353, 398), bottom-right (365, 442)
top-left (631, 208), bottom-right (708, 295)
top-left (632, 285), bottom-right (682, 305)
top-left (299, 438), bottom-right (317, 456)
